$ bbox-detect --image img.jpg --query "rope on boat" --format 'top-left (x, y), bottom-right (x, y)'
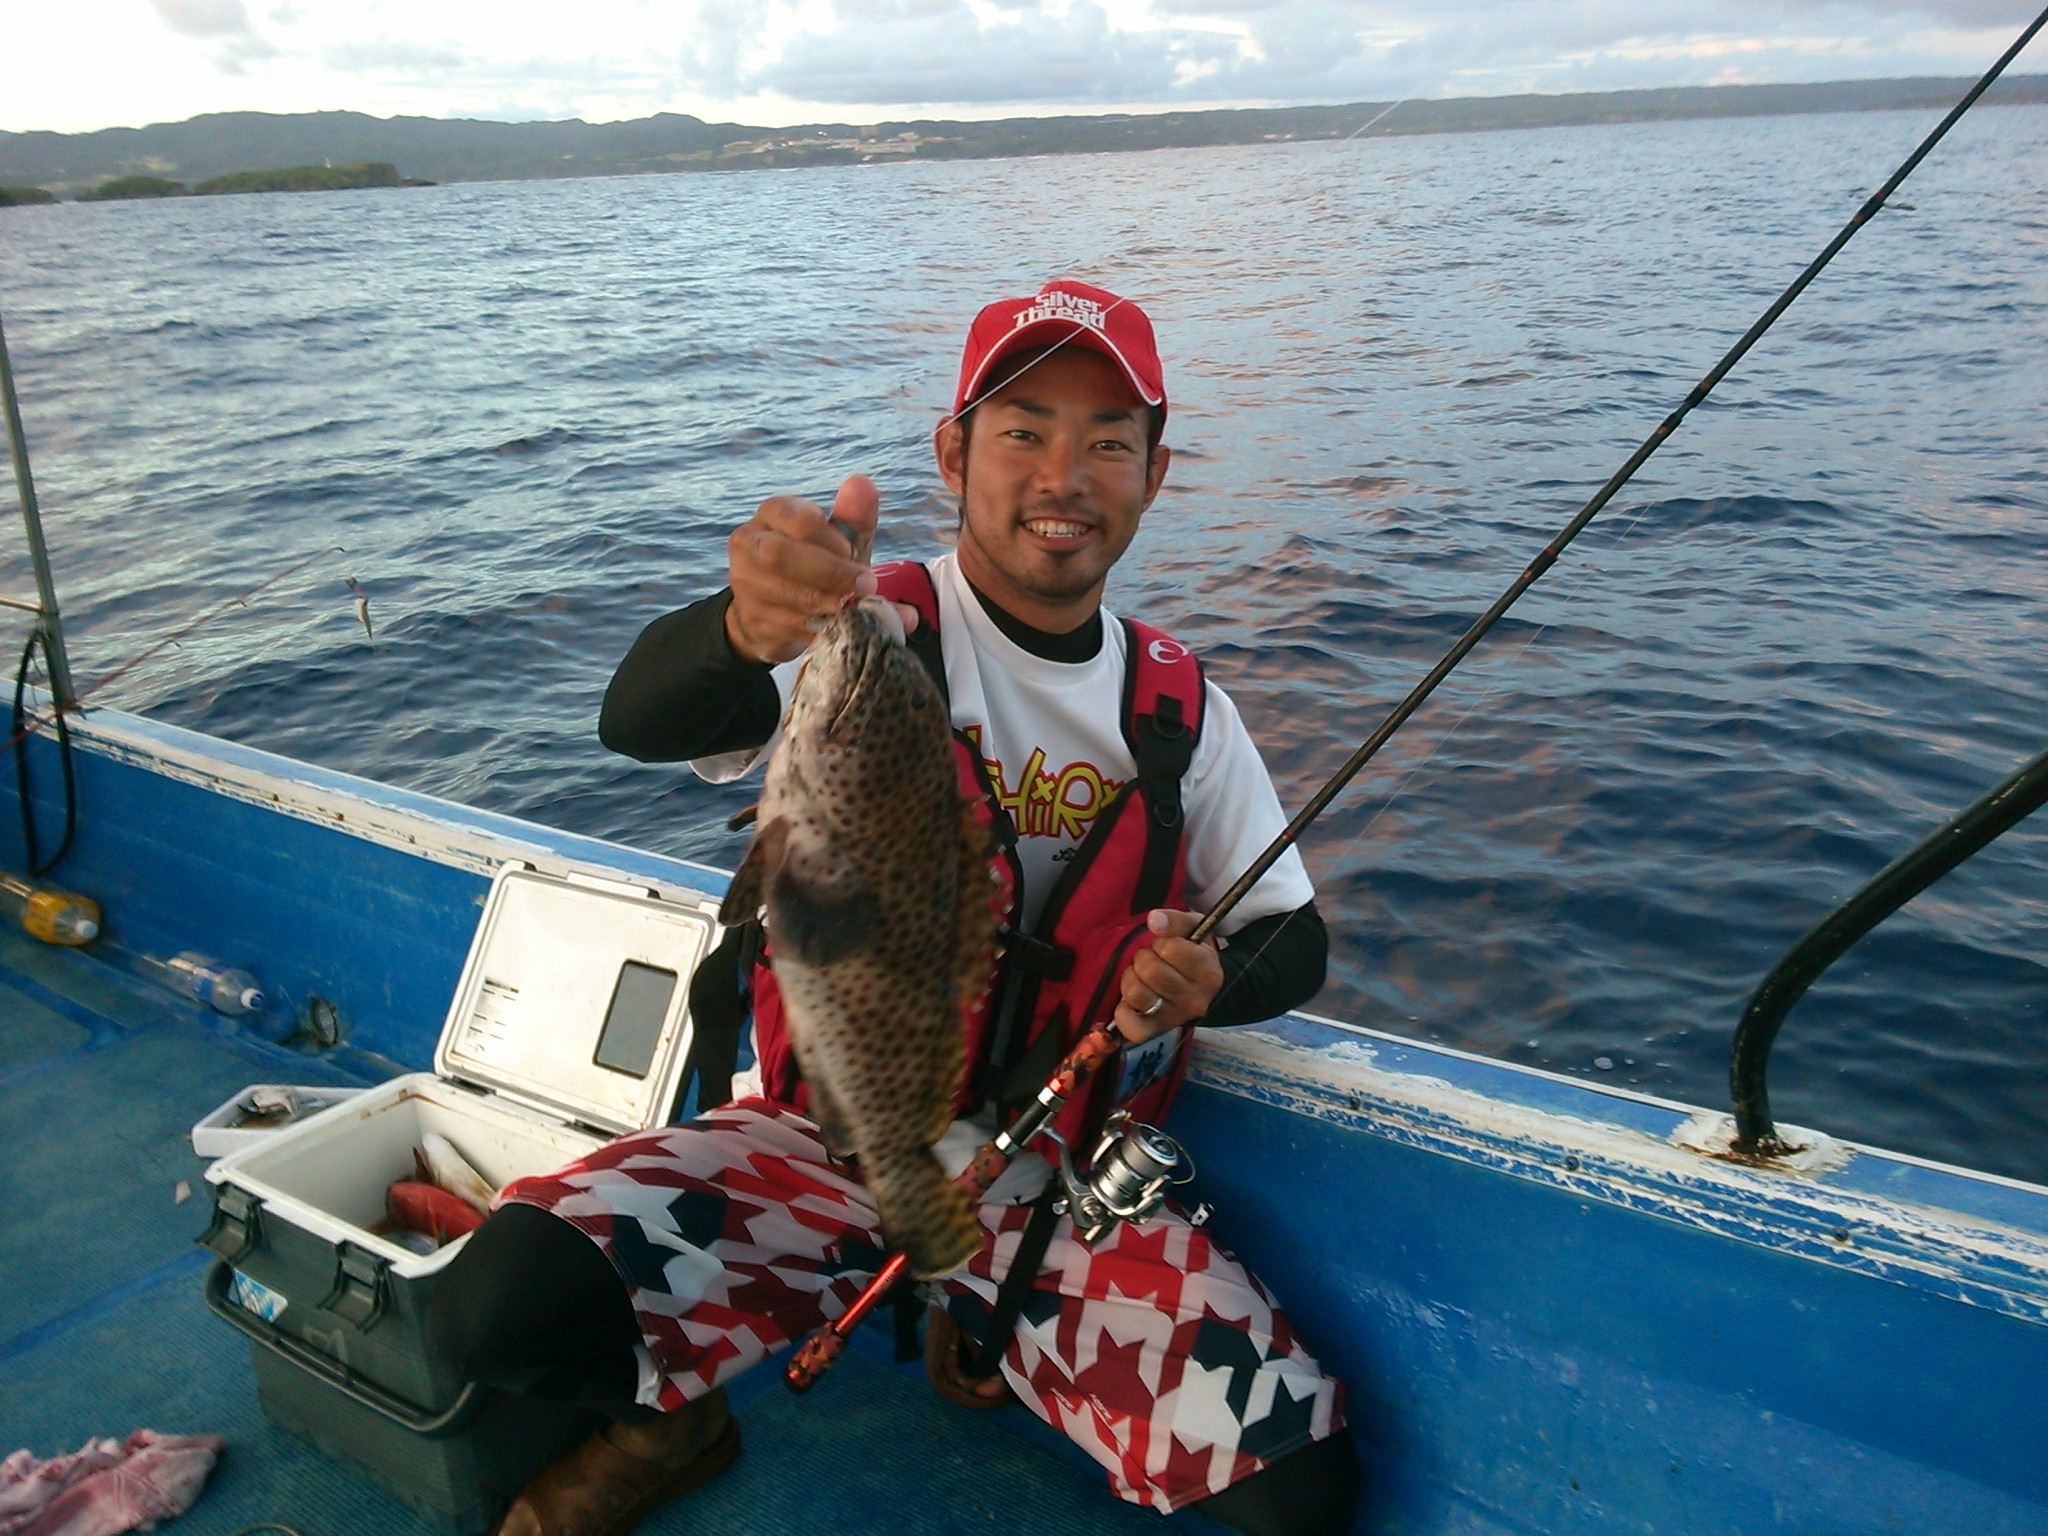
top-left (1188, 0), bottom-right (2048, 947)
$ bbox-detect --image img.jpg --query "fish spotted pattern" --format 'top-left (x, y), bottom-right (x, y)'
top-left (720, 597), bottom-right (997, 1276)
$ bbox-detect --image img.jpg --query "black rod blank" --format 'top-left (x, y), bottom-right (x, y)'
top-left (1190, 3), bottom-right (2048, 947)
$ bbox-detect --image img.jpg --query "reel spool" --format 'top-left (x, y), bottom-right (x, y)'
top-left (1045, 1109), bottom-right (1206, 1245)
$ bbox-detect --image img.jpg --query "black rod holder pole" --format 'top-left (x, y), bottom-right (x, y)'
top-left (1729, 746), bottom-right (2048, 1156)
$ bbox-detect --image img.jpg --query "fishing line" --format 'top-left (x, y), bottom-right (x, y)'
top-left (4, 544), bottom-right (347, 753)
top-left (938, 300), bottom-right (1139, 435)
top-left (936, 105), bottom-right (1402, 489)
top-left (1343, 98), bottom-right (1405, 140)
top-left (1187, 1), bottom-right (2048, 951)
top-left (1190, 494), bottom-right (1677, 1025)
top-left (929, 134), bottom-right (1655, 994)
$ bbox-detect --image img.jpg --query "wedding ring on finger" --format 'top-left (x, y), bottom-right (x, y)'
top-left (1140, 995), bottom-right (1166, 1019)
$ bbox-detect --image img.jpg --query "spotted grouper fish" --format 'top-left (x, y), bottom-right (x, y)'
top-left (721, 596), bottom-right (997, 1277)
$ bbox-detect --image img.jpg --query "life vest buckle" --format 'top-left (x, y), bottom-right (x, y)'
top-left (998, 926), bottom-right (1074, 982)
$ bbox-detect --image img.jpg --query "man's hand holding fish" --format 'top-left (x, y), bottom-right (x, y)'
top-left (725, 473), bottom-right (898, 664)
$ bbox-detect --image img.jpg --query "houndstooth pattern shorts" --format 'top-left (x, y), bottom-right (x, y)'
top-left (497, 1098), bottom-right (1346, 1512)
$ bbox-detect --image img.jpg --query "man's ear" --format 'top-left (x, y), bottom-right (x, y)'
top-left (1141, 442), bottom-right (1171, 510)
top-left (934, 417), bottom-right (967, 496)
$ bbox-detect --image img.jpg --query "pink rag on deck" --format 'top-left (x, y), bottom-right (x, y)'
top-left (0, 1432), bottom-right (224, 1536)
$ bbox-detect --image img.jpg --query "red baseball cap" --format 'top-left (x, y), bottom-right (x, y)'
top-left (952, 279), bottom-right (1167, 425)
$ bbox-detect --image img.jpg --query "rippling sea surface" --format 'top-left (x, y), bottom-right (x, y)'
top-left (1, 105), bottom-right (2043, 1178)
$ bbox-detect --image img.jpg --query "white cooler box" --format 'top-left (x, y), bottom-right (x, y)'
top-left (199, 861), bottom-right (723, 1533)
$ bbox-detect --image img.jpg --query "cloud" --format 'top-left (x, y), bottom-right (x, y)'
top-left (323, 38), bottom-right (470, 73)
top-left (149, 0), bottom-right (281, 74)
top-left (150, 0), bottom-right (255, 38)
top-left (748, 3), bottom-right (1232, 104)
top-left (673, 0), bottom-right (2044, 112)
top-left (27, 0), bottom-right (2037, 136)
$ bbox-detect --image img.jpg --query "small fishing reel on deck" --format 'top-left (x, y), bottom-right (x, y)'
top-left (1045, 1110), bottom-right (1206, 1245)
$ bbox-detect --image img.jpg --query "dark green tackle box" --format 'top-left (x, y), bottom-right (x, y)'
top-left (199, 861), bottom-right (721, 1531)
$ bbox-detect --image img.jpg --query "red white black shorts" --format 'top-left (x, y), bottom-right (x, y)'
top-left (497, 1098), bottom-right (1346, 1513)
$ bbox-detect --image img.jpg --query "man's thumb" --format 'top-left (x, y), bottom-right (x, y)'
top-left (832, 474), bottom-right (881, 545)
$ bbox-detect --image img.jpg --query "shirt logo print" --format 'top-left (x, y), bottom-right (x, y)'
top-left (965, 726), bottom-right (1124, 842)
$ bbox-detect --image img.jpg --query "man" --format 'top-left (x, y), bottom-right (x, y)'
top-left (440, 280), bottom-right (1360, 1536)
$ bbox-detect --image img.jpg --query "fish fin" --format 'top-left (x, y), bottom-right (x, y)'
top-left (727, 802), bottom-right (759, 831)
top-left (935, 806), bottom-right (1001, 1140)
top-left (872, 1147), bottom-right (981, 1279)
top-left (805, 1070), bottom-right (859, 1161)
top-left (719, 816), bottom-right (789, 926)
top-left (767, 859), bottom-right (880, 969)
top-left (953, 805), bottom-right (1003, 1000)
top-left (925, 1033), bottom-right (964, 1147)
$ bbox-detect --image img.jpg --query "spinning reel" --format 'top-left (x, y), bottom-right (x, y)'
top-left (1044, 1110), bottom-right (1207, 1244)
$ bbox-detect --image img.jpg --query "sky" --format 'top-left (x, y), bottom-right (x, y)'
top-left (7, 0), bottom-right (2042, 136)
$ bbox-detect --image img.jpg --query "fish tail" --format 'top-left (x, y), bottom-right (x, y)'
top-left (871, 1149), bottom-right (981, 1279)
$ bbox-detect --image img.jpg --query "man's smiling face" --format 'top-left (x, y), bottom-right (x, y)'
top-left (936, 346), bottom-right (1171, 634)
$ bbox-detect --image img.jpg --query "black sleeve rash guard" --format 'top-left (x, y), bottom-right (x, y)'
top-left (595, 589), bottom-right (1329, 1027)
top-left (598, 590), bottom-right (782, 763)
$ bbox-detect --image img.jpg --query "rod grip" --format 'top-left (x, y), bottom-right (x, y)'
top-left (784, 1024), bottom-right (1123, 1394)
top-left (783, 1323), bottom-right (847, 1395)
top-left (784, 1251), bottom-right (912, 1393)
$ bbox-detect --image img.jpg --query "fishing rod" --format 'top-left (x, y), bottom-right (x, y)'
top-left (1187, 0), bottom-right (2048, 948)
top-left (786, 8), bottom-right (2048, 1394)
top-left (785, 1022), bottom-right (1125, 1391)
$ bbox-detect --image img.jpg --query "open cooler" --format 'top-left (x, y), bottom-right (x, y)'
top-left (199, 861), bottom-right (724, 1532)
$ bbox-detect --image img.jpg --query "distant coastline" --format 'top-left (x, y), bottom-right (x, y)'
top-left (60, 162), bottom-right (433, 203)
top-left (2, 75), bottom-right (2042, 200)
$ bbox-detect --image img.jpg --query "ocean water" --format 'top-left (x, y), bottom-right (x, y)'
top-left (1, 104), bottom-right (2044, 1179)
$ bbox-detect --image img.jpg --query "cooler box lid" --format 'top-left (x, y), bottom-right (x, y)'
top-left (433, 862), bottom-right (723, 1137)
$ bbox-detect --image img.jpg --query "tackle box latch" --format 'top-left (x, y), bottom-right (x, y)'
top-left (318, 1240), bottom-right (392, 1332)
top-left (198, 1184), bottom-right (264, 1265)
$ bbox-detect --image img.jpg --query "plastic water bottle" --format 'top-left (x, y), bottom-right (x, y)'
top-left (24, 891), bottom-right (100, 945)
top-left (166, 952), bottom-right (266, 1015)
top-left (0, 873), bottom-right (100, 946)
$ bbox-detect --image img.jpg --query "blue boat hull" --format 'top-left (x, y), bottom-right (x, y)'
top-left (4, 707), bottom-right (2044, 1533)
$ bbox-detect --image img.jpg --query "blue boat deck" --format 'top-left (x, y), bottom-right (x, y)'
top-left (0, 923), bottom-right (1202, 1536)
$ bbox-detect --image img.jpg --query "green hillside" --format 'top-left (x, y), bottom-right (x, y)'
top-left (191, 161), bottom-right (432, 194)
top-left (77, 174), bottom-right (186, 200)
top-left (4, 76), bottom-right (2042, 196)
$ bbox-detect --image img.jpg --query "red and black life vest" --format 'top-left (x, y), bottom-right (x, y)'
top-left (744, 561), bottom-right (1207, 1160)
